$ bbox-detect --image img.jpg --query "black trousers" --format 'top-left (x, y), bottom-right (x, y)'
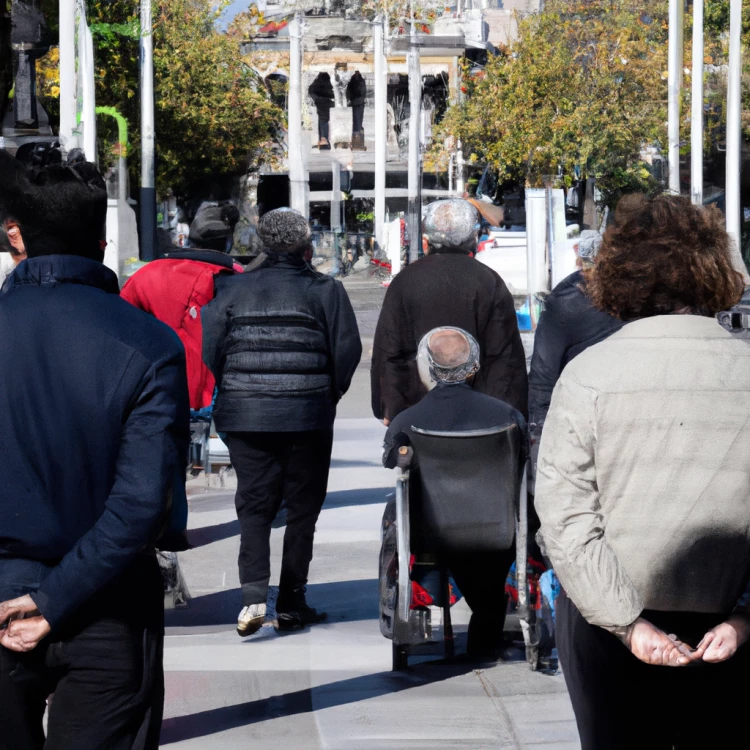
top-left (226, 430), bottom-right (334, 606)
top-left (444, 549), bottom-right (515, 650)
top-left (558, 589), bottom-right (750, 750)
top-left (0, 559), bottom-right (164, 750)
top-left (352, 104), bottom-right (365, 134)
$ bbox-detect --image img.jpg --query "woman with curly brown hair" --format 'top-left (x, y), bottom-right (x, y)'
top-left (535, 194), bottom-right (750, 749)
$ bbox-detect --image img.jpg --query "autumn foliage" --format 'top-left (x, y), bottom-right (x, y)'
top-left (436, 0), bottom-right (670, 204)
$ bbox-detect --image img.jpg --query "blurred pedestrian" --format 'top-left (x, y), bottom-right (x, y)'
top-left (346, 71), bottom-right (367, 151)
top-left (202, 208), bottom-right (361, 636)
top-left (122, 202), bottom-right (243, 413)
top-left (384, 327), bottom-right (526, 658)
top-left (371, 198), bottom-right (528, 424)
top-left (0, 151), bottom-right (189, 750)
top-left (309, 72), bottom-right (335, 150)
top-left (535, 194), bottom-right (750, 749)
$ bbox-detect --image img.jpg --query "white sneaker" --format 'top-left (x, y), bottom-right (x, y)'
top-left (237, 603), bottom-right (266, 637)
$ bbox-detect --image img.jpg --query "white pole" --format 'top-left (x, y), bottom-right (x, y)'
top-left (690, 0), bottom-right (703, 206)
top-left (59, 0), bottom-right (77, 151)
top-left (374, 16), bottom-right (388, 254)
top-left (79, 5), bottom-right (97, 162)
top-left (526, 188), bottom-right (548, 328)
top-left (140, 0), bottom-right (156, 260)
top-left (407, 19), bottom-right (422, 263)
top-left (668, 0), bottom-right (684, 195)
top-left (726, 0), bottom-right (744, 271)
top-left (288, 13), bottom-right (307, 217)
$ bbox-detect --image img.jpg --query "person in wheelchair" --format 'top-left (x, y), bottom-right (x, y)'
top-left (383, 327), bottom-right (527, 659)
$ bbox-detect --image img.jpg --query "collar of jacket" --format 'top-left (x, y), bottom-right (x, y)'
top-left (614, 314), bottom-right (729, 340)
top-left (4, 255), bottom-right (120, 295)
top-left (164, 248), bottom-right (235, 271)
top-left (262, 252), bottom-right (308, 269)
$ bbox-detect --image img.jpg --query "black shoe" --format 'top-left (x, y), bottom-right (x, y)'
top-left (275, 586), bottom-right (328, 631)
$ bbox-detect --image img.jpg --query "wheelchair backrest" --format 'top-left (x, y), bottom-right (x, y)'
top-left (408, 424), bottom-right (522, 552)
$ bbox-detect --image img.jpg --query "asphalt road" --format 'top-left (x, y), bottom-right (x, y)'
top-left (162, 273), bottom-right (580, 749)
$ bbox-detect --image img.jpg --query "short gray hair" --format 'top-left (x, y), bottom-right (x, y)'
top-left (423, 199), bottom-right (481, 254)
top-left (257, 208), bottom-right (311, 252)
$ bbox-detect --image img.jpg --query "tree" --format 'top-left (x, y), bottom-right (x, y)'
top-left (76, 0), bottom-right (281, 198)
top-left (434, 0), bottom-right (669, 206)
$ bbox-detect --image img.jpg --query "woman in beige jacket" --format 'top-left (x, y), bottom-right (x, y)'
top-left (535, 194), bottom-right (750, 750)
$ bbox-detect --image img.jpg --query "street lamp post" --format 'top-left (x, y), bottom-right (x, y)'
top-left (140, 0), bottom-right (156, 261)
top-left (59, 0), bottom-right (76, 151)
top-left (690, 0), bottom-right (703, 206)
top-left (288, 13), bottom-right (308, 218)
top-left (667, 0), bottom-right (684, 195)
top-left (373, 15), bottom-right (388, 255)
top-left (726, 0), bottom-right (743, 257)
top-left (407, 18), bottom-right (422, 264)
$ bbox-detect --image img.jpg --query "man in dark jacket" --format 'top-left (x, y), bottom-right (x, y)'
top-left (372, 198), bottom-right (528, 424)
top-left (309, 72), bottom-right (335, 150)
top-left (0, 152), bottom-right (189, 749)
top-left (202, 207), bottom-right (362, 636)
top-left (528, 235), bottom-right (622, 442)
top-left (383, 328), bottom-right (526, 658)
top-left (346, 71), bottom-right (367, 150)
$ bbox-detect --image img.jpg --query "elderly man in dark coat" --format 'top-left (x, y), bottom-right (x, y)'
top-left (371, 199), bottom-right (528, 424)
top-left (202, 208), bottom-right (362, 637)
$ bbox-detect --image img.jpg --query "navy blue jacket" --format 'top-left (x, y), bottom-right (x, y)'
top-left (528, 271), bottom-right (623, 434)
top-left (0, 256), bottom-right (189, 631)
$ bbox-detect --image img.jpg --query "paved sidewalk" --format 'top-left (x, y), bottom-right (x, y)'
top-left (163, 416), bottom-right (579, 749)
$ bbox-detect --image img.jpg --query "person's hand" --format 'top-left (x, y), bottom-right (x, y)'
top-left (623, 617), bottom-right (697, 667)
top-left (0, 595), bottom-right (51, 653)
top-left (693, 615), bottom-right (750, 664)
top-left (383, 418), bottom-right (391, 426)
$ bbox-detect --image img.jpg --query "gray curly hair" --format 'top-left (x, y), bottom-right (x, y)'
top-left (257, 208), bottom-right (311, 253)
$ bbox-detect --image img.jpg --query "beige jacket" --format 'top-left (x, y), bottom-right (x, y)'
top-left (536, 315), bottom-right (750, 629)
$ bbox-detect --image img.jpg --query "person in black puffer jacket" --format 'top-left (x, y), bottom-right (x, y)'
top-left (202, 208), bottom-right (362, 636)
top-left (346, 71), bottom-right (367, 150)
top-left (309, 72), bottom-right (335, 150)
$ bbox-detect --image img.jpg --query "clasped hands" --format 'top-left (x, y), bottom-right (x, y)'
top-left (0, 594), bottom-right (52, 653)
top-left (618, 614), bottom-right (750, 667)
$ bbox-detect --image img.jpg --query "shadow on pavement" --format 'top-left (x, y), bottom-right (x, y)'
top-left (160, 660), bottom-right (477, 745)
top-left (165, 578), bottom-right (380, 628)
top-left (187, 488), bottom-right (389, 547)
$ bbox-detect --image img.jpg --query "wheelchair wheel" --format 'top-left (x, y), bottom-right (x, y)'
top-left (392, 643), bottom-right (410, 671)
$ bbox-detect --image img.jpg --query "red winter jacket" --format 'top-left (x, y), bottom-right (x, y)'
top-left (121, 250), bottom-right (242, 410)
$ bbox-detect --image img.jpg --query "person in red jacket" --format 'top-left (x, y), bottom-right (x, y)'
top-left (122, 202), bottom-right (243, 411)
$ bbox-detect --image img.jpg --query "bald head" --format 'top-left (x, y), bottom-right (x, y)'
top-left (423, 199), bottom-right (481, 255)
top-left (417, 326), bottom-right (481, 388)
top-left (428, 329), bottom-right (471, 369)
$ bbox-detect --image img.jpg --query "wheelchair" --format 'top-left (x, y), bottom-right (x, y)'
top-left (378, 423), bottom-right (533, 671)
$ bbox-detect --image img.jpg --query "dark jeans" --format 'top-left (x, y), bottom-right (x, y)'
top-left (226, 430), bottom-right (334, 606)
top-left (316, 109), bottom-right (330, 141)
top-left (0, 558), bottom-right (164, 750)
top-left (352, 104), bottom-right (365, 134)
top-left (558, 589), bottom-right (750, 750)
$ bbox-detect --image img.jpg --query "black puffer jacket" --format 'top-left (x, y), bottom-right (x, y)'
top-left (346, 73), bottom-right (367, 107)
top-left (202, 254), bottom-right (362, 432)
top-left (528, 270), bottom-right (623, 435)
top-left (309, 74), bottom-right (335, 110)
